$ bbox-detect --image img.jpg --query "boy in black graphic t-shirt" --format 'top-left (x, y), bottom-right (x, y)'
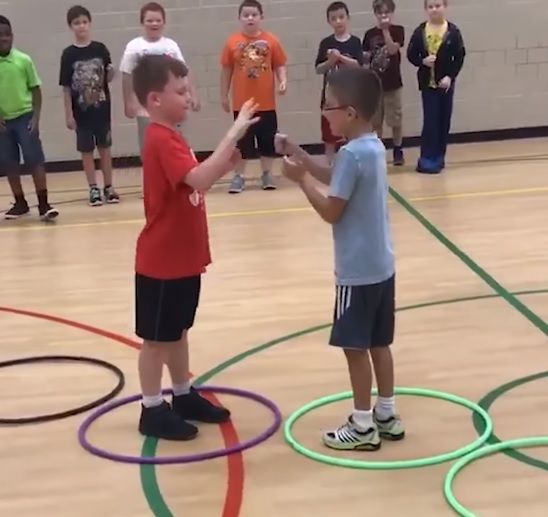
top-left (363, 0), bottom-right (405, 165)
top-left (59, 5), bottom-right (119, 206)
top-left (315, 2), bottom-right (364, 164)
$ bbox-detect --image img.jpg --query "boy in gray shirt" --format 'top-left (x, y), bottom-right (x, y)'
top-left (275, 67), bottom-right (404, 451)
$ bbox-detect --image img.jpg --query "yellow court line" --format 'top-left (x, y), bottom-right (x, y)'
top-left (407, 185), bottom-right (548, 202)
top-left (0, 185), bottom-right (547, 233)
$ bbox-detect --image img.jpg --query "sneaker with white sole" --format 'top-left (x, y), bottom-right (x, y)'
top-left (4, 200), bottom-right (30, 220)
top-left (261, 171), bottom-right (276, 190)
top-left (38, 203), bottom-right (59, 222)
top-left (89, 186), bottom-right (103, 206)
top-left (322, 415), bottom-right (381, 451)
top-left (228, 174), bottom-right (245, 194)
top-left (373, 409), bottom-right (405, 440)
top-left (104, 186), bottom-right (120, 204)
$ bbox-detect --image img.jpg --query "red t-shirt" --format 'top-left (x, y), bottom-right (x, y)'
top-left (135, 123), bottom-right (211, 279)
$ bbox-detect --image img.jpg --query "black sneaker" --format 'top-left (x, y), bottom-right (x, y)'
top-left (139, 401), bottom-right (198, 440)
top-left (38, 204), bottom-right (59, 222)
top-left (172, 387), bottom-right (231, 424)
top-left (393, 146), bottom-right (405, 166)
top-left (4, 200), bottom-right (30, 220)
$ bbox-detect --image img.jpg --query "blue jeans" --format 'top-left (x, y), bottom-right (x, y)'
top-left (0, 111), bottom-right (45, 172)
top-left (417, 87), bottom-right (454, 173)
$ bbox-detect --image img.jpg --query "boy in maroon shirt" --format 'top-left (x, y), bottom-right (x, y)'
top-left (362, 0), bottom-right (405, 165)
top-left (132, 54), bottom-right (258, 440)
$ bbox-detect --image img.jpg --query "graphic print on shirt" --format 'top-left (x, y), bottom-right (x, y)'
top-left (138, 48), bottom-right (179, 61)
top-left (238, 40), bottom-right (270, 79)
top-left (71, 58), bottom-right (107, 111)
top-left (426, 27), bottom-right (446, 87)
top-left (426, 32), bottom-right (444, 56)
top-left (367, 35), bottom-right (391, 74)
top-left (188, 190), bottom-right (202, 208)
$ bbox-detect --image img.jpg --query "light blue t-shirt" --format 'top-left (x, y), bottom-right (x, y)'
top-left (328, 133), bottom-right (395, 286)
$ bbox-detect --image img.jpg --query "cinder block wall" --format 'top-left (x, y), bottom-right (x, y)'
top-left (2, 0), bottom-right (548, 162)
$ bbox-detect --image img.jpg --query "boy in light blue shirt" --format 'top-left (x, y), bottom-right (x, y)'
top-left (275, 67), bottom-right (404, 451)
top-left (329, 136), bottom-right (395, 287)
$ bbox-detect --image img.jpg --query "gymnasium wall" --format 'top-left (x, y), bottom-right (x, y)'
top-left (2, 0), bottom-right (548, 163)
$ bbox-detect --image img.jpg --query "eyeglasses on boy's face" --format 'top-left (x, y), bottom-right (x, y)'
top-left (323, 105), bottom-right (348, 112)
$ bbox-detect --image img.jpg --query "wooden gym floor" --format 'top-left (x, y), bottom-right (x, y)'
top-left (0, 138), bottom-right (547, 517)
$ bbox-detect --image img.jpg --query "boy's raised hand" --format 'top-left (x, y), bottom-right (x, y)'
top-left (232, 98), bottom-right (260, 140)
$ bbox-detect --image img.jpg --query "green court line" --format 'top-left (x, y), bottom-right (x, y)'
top-left (139, 288), bottom-right (548, 516)
top-left (388, 187), bottom-right (548, 336)
top-left (473, 370), bottom-right (548, 471)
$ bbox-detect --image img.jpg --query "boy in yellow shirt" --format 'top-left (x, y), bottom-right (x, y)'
top-left (406, 0), bottom-right (465, 174)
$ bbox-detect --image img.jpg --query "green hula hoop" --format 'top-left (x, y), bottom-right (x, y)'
top-left (284, 387), bottom-right (493, 470)
top-left (444, 436), bottom-right (548, 516)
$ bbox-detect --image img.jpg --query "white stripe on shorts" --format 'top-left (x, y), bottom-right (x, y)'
top-left (336, 285), bottom-right (352, 320)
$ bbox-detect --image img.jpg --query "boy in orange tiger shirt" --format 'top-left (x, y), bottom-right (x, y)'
top-left (220, 0), bottom-right (287, 193)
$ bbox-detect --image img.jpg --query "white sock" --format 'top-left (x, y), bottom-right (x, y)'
top-left (172, 380), bottom-right (191, 396)
top-left (142, 394), bottom-right (163, 408)
top-left (352, 409), bottom-right (373, 430)
top-left (376, 396), bottom-right (396, 420)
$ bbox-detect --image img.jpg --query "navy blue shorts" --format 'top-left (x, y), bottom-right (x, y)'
top-left (329, 275), bottom-right (395, 350)
top-left (135, 274), bottom-right (201, 343)
top-left (0, 111), bottom-right (45, 172)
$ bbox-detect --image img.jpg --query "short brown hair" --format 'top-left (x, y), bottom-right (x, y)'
top-left (132, 54), bottom-right (188, 107)
top-left (140, 2), bottom-right (165, 23)
top-left (238, 0), bottom-right (263, 16)
top-left (327, 68), bottom-right (382, 121)
top-left (67, 5), bottom-right (91, 26)
top-left (327, 2), bottom-right (349, 19)
top-left (373, 0), bottom-right (396, 13)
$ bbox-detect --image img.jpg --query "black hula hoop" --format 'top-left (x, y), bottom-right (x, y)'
top-left (0, 355), bottom-right (125, 424)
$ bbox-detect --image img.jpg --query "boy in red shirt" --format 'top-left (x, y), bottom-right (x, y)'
top-left (132, 54), bottom-right (258, 440)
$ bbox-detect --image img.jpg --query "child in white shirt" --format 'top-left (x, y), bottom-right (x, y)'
top-left (120, 2), bottom-right (200, 156)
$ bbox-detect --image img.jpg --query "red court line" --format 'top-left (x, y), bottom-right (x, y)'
top-left (0, 306), bottom-right (140, 349)
top-left (204, 393), bottom-right (244, 517)
top-left (220, 422), bottom-right (244, 517)
top-left (0, 305), bottom-right (244, 517)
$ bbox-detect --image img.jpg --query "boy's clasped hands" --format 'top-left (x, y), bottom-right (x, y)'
top-left (274, 133), bottom-right (306, 183)
top-left (423, 54), bottom-right (452, 90)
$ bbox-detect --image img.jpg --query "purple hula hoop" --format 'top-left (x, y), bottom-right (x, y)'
top-left (77, 385), bottom-right (282, 464)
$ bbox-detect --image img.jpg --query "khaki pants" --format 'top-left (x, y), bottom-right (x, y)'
top-left (373, 87), bottom-right (403, 132)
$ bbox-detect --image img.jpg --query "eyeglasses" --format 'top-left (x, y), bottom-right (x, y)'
top-left (323, 105), bottom-right (348, 112)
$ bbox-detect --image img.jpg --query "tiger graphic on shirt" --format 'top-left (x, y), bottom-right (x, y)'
top-left (237, 40), bottom-right (270, 79)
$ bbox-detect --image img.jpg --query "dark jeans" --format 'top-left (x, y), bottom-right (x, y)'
top-left (417, 86), bottom-right (454, 174)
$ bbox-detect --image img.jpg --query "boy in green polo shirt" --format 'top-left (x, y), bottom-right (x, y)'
top-left (0, 16), bottom-right (58, 220)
